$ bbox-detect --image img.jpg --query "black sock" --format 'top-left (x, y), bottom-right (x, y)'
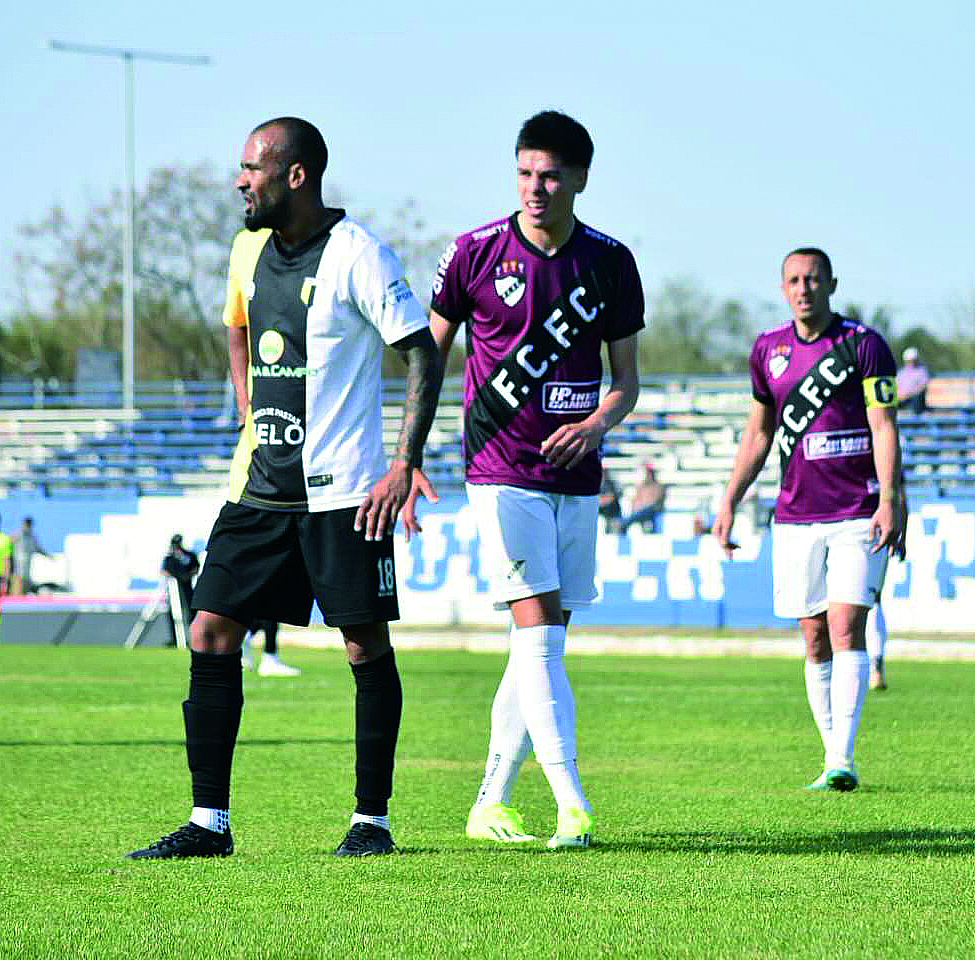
top-left (263, 622), bottom-right (278, 655)
top-left (350, 649), bottom-right (402, 817)
top-left (183, 650), bottom-right (243, 812)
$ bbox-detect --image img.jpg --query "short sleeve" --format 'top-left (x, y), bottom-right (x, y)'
top-left (604, 245), bottom-right (645, 342)
top-left (222, 234), bottom-right (247, 329)
top-left (430, 238), bottom-right (470, 324)
top-left (857, 330), bottom-right (897, 379)
top-left (750, 340), bottom-right (772, 405)
top-left (349, 239), bottom-right (428, 346)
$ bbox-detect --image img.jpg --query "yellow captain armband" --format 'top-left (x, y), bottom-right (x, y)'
top-left (863, 376), bottom-right (898, 408)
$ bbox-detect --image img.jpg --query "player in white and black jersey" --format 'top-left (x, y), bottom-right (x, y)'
top-left (128, 117), bottom-right (443, 861)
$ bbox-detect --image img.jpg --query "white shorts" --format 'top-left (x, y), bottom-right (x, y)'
top-left (466, 483), bottom-right (598, 610)
top-left (771, 517), bottom-right (889, 619)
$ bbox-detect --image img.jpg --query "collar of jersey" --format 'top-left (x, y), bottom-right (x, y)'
top-left (508, 213), bottom-right (580, 260)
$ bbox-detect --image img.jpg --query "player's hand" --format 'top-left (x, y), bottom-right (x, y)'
top-left (712, 504), bottom-right (739, 560)
top-left (355, 461), bottom-right (412, 541)
top-left (539, 422), bottom-right (601, 470)
top-left (868, 500), bottom-right (900, 555)
top-left (401, 469), bottom-right (439, 543)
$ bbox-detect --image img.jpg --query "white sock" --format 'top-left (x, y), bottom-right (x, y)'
top-left (190, 806), bottom-right (229, 833)
top-left (829, 650), bottom-right (869, 768)
top-left (351, 813), bottom-right (390, 831)
top-left (475, 641), bottom-right (531, 807)
top-left (865, 604), bottom-right (887, 665)
top-left (511, 624), bottom-right (588, 813)
top-left (804, 660), bottom-right (833, 758)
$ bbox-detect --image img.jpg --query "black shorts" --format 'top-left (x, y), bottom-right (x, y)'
top-left (191, 502), bottom-right (399, 628)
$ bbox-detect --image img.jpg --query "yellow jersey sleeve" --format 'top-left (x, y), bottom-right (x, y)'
top-left (222, 229), bottom-right (272, 328)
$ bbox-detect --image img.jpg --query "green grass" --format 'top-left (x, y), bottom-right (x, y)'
top-left (2, 644), bottom-right (974, 959)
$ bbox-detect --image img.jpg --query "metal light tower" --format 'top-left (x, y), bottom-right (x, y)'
top-left (51, 40), bottom-right (210, 411)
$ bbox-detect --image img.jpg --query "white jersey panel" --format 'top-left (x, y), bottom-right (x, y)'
top-left (301, 216), bottom-right (428, 512)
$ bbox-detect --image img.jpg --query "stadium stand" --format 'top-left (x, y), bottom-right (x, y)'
top-left (2, 375), bottom-right (973, 511)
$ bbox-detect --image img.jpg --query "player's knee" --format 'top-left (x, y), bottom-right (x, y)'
top-left (190, 611), bottom-right (245, 654)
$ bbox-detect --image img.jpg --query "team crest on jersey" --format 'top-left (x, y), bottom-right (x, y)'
top-left (494, 260), bottom-right (526, 307)
top-left (768, 345), bottom-right (792, 380)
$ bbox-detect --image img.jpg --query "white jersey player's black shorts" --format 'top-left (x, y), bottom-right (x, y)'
top-left (192, 502), bottom-right (399, 628)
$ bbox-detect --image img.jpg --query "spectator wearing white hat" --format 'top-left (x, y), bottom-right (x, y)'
top-left (896, 346), bottom-right (929, 414)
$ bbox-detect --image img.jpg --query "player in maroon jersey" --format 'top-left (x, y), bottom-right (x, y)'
top-left (714, 248), bottom-right (903, 792)
top-left (411, 111), bottom-right (644, 848)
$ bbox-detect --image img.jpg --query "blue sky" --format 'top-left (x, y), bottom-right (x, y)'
top-left (4, 0), bottom-right (973, 335)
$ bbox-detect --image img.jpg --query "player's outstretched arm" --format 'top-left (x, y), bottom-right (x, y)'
top-left (866, 405), bottom-right (903, 555)
top-left (540, 333), bottom-right (640, 470)
top-left (356, 327), bottom-right (444, 541)
top-left (713, 400), bottom-right (775, 559)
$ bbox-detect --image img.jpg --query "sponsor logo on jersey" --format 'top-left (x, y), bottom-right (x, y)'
top-left (471, 221), bottom-right (509, 242)
top-left (252, 407), bottom-right (305, 446)
top-left (251, 364), bottom-right (324, 378)
top-left (803, 429), bottom-right (871, 460)
top-left (582, 225), bottom-right (618, 247)
top-left (258, 329), bottom-right (285, 364)
top-left (543, 381), bottom-right (600, 414)
top-left (769, 344), bottom-right (791, 380)
top-left (382, 277), bottom-right (414, 309)
top-left (432, 240), bottom-right (458, 297)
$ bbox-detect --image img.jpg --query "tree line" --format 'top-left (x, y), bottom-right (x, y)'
top-left (3, 166), bottom-right (972, 386)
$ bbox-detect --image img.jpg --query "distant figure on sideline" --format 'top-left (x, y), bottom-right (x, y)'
top-left (621, 462), bottom-right (666, 534)
top-left (242, 619), bottom-right (300, 677)
top-left (12, 516), bottom-right (50, 596)
top-left (896, 347), bottom-right (929, 414)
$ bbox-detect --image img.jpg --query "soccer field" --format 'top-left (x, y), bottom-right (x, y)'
top-left (2, 644), bottom-right (974, 959)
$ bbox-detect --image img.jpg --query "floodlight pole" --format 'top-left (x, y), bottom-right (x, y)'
top-left (50, 40), bottom-right (210, 411)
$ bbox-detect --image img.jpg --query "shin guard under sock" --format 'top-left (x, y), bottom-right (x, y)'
top-left (350, 649), bottom-right (402, 817)
top-left (184, 650), bottom-right (244, 809)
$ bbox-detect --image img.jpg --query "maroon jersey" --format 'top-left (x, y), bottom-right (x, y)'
top-left (750, 314), bottom-right (897, 524)
top-left (431, 215), bottom-right (644, 495)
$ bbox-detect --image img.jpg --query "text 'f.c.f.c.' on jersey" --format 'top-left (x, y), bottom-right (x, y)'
top-left (222, 209), bottom-right (428, 513)
top-left (430, 214), bottom-right (645, 496)
top-left (750, 313), bottom-right (898, 525)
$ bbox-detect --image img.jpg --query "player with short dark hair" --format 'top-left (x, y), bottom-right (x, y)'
top-left (128, 117), bottom-right (443, 861)
top-left (714, 248), bottom-right (903, 792)
top-left (409, 109), bottom-right (643, 849)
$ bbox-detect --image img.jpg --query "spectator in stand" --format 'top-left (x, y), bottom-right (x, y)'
top-left (896, 347), bottom-right (929, 414)
top-left (12, 516), bottom-right (50, 596)
top-left (598, 469), bottom-right (623, 533)
top-left (621, 462), bottom-right (666, 534)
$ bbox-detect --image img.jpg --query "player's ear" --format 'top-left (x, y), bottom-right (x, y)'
top-left (829, 276), bottom-right (837, 295)
top-left (575, 167), bottom-right (589, 194)
top-left (288, 162), bottom-right (305, 190)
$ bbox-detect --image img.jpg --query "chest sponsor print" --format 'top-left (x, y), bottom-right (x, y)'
top-left (252, 406), bottom-right (305, 447)
top-left (543, 380), bottom-right (600, 415)
top-left (803, 428), bottom-right (872, 461)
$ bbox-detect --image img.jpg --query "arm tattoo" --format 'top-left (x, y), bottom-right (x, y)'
top-left (395, 333), bottom-right (444, 469)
